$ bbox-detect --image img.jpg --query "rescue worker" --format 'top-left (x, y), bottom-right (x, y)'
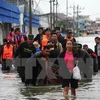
top-left (3, 38), bottom-right (7, 46)
top-left (41, 28), bottom-right (51, 50)
top-left (83, 44), bottom-right (98, 73)
top-left (64, 29), bottom-right (76, 42)
top-left (0, 38), bottom-right (8, 64)
top-left (48, 32), bottom-right (63, 53)
top-left (14, 28), bottom-right (26, 48)
top-left (34, 27), bottom-right (43, 45)
top-left (55, 27), bottom-right (65, 49)
top-left (14, 34), bottom-right (36, 82)
top-left (73, 43), bottom-right (93, 82)
top-left (25, 45), bottom-right (50, 86)
top-left (0, 40), bottom-right (14, 72)
top-left (94, 37), bottom-right (100, 70)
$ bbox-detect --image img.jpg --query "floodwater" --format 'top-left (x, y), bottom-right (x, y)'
top-left (0, 35), bottom-right (100, 100)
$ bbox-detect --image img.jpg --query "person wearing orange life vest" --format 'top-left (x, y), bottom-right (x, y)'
top-left (64, 29), bottom-right (76, 49)
top-left (64, 29), bottom-right (76, 42)
top-left (41, 28), bottom-right (51, 50)
top-left (0, 40), bottom-right (14, 72)
top-left (14, 28), bottom-right (26, 48)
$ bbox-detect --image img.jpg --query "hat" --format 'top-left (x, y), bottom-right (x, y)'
top-left (28, 34), bottom-right (34, 40)
top-left (73, 42), bottom-right (79, 48)
top-left (78, 43), bottom-right (82, 49)
top-left (33, 41), bottom-right (40, 48)
top-left (66, 29), bottom-right (72, 34)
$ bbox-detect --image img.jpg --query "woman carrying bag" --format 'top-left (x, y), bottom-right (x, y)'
top-left (59, 40), bottom-right (80, 97)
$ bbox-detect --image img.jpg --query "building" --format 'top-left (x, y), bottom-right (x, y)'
top-left (74, 15), bottom-right (91, 36)
top-left (0, 0), bottom-right (20, 44)
top-left (78, 15), bottom-right (90, 31)
top-left (5, 0), bottom-right (41, 37)
top-left (39, 13), bottom-right (73, 30)
top-left (87, 18), bottom-right (100, 34)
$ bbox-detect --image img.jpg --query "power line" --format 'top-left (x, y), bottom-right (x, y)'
top-left (33, 0), bottom-right (42, 13)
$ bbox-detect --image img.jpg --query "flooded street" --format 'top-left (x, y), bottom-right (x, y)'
top-left (0, 35), bottom-right (100, 100)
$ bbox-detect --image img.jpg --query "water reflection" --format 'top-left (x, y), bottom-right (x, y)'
top-left (0, 67), bottom-right (100, 100)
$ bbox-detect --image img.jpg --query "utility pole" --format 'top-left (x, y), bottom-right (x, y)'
top-left (73, 3), bottom-right (75, 36)
top-left (55, 0), bottom-right (58, 27)
top-left (53, 0), bottom-right (55, 29)
top-left (50, 0), bottom-right (53, 29)
top-left (76, 5), bottom-right (79, 37)
top-left (66, 4), bottom-right (84, 37)
top-left (29, 0), bottom-right (32, 34)
top-left (66, 0), bottom-right (68, 29)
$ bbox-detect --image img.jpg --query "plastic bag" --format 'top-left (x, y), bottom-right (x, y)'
top-left (73, 65), bottom-right (81, 80)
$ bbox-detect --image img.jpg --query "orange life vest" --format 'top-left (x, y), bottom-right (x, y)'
top-left (15, 35), bottom-right (25, 47)
top-left (64, 36), bottom-right (74, 41)
top-left (2, 45), bottom-right (13, 59)
top-left (41, 35), bottom-right (49, 50)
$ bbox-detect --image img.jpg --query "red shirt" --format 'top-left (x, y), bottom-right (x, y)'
top-left (64, 51), bottom-right (74, 72)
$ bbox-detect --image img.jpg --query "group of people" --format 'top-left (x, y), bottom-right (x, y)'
top-left (0, 26), bottom-right (98, 97)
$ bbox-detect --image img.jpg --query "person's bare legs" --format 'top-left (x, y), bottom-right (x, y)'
top-left (63, 86), bottom-right (69, 96)
top-left (71, 88), bottom-right (76, 96)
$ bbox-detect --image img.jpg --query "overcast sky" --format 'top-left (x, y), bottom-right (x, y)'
top-left (37, 0), bottom-right (100, 20)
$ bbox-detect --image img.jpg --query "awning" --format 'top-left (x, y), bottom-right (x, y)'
top-left (24, 13), bottom-right (40, 27)
top-left (0, 0), bottom-right (20, 24)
